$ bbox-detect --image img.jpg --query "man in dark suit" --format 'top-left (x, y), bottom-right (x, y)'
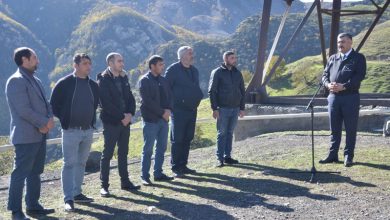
top-left (5, 47), bottom-right (55, 219)
top-left (319, 33), bottom-right (366, 167)
top-left (165, 46), bottom-right (203, 177)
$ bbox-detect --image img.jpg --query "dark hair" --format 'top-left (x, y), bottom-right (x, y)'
top-left (223, 51), bottom-right (235, 60)
top-left (14, 47), bottom-right (33, 66)
top-left (148, 55), bottom-right (163, 69)
top-left (338, 33), bottom-right (353, 40)
top-left (73, 53), bottom-right (91, 65)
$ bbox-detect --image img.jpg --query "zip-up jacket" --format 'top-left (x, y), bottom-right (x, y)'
top-left (139, 72), bottom-right (173, 123)
top-left (50, 73), bottom-right (99, 129)
top-left (208, 64), bottom-right (245, 111)
top-left (165, 62), bottom-right (203, 111)
top-left (97, 69), bottom-right (136, 125)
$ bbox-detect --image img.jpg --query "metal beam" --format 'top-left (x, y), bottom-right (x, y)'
top-left (261, 0), bottom-right (318, 87)
top-left (356, 0), bottom-right (390, 52)
top-left (316, 1), bottom-right (327, 68)
top-left (245, 0), bottom-right (272, 102)
top-left (329, 0), bottom-right (341, 56)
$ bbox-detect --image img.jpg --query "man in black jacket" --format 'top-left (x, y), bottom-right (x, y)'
top-left (97, 53), bottom-right (140, 197)
top-left (319, 33), bottom-right (366, 167)
top-left (139, 55), bottom-right (174, 185)
top-left (165, 46), bottom-right (203, 177)
top-left (208, 51), bottom-right (245, 167)
top-left (50, 53), bottom-right (99, 212)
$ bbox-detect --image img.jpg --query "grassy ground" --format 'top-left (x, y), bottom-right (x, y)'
top-left (0, 130), bottom-right (389, 219)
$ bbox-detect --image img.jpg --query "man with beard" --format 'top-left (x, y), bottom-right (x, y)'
top-left (5, 47), bottom-right (55, 219)
top-left (208, 51), bottom-right (245, 167)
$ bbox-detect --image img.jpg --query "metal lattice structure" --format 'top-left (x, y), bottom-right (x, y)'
top-left (245, 0), bottom-right (390, 106)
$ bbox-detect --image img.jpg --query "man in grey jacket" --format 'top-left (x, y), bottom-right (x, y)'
top-left (5, 47), bottom-right (55, 220)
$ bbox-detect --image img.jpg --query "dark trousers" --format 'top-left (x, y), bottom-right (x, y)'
top-left (100, 123), bottom-right (130, 188)
top-left (327, 93), bottom-right (360, 160)
top-left (8, 137), bottom-right (46, 212)
top-left (170, 109), bottom-right (197, 171)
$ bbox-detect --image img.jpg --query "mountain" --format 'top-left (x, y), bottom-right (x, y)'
top-left (0, 12), bottom-right (53, 134)
top-left (50, 3), bottom-right (176, 81)
top-left (110, 0), bottom-right (306, 37)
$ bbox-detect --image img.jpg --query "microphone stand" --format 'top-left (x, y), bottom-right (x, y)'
top-left (291, 82), bottom-right (340, 183)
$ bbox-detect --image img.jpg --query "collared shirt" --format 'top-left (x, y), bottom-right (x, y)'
top-left (341, 48), bottom-right (352, 60)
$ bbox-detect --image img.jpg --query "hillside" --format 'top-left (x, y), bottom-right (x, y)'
top-left (50, 3), bottom-right (176, 81)
top-left (267, 19), bottom-right (390, 96)
top-left (0, 12), bottom-right (53, 134)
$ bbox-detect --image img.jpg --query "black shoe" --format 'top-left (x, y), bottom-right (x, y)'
top-left (216, 160), bottom-right (224, 167)
top-left (319, 156), bottom-right (339, 164)
top-left (74, 193), bottom-right (94, 203)
top-left (141, 177), bottom-right (153, 186)
top-left (224, 157), bottom-right (239, 164)
top-left (154, 173), bottom-right (174, 182)
top-left (100, 187), bottom-right (110, 197)
top-left (12, 211), bottom-right (30, 220)
top-left (121, 180), bottom-right (141, 190)
top-left (344, 156), bottom-right (353, 167)
top-left (172, 170), bottom-right (185, 178)
top-left (182, 166), bottom-right (196, 174)
top-left (26, 208), bottom-right (55, 216)
top-left (64, 200), bottom-right (75, 212)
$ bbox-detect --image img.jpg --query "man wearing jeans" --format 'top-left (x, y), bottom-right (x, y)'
top-left (208, 51), bottom-right (245, 167)
top-left (97, 52), bottom-right (140, 197)
top-left (139, 55), bottom-right (174, 185)
top-left (50, 53), bottom-right (99, 212)
top-left (6, 47), bottom-right (55, 219)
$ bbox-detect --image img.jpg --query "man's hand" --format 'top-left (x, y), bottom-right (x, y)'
top-left (162, 109), bottom-right (171, 122)
top-left (121, 113), bottom-right (132, 126)
top-left (239, 110), bottom-right (245, 118)
top-left (212, 110), bottom-right (219, 119)
top-left (46, 117), bottom-right (54, 129)
top-left (39, 126), bottom-right (49, 134)
top-left (328, 82), bottom-right (345, 93)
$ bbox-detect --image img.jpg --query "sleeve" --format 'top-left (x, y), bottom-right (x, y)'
top-left (139, 78), bottom-right (165, 116)
top-left (343, 54), bottom-right (366, 91)
top-left (128, 88), bottom-right (136, 116)
top-left (239, 71), bottom-right (246, 111)
top-left (164, 65), bottom-right (175, 88)
top-left (98, 79), bottom-right (125, 121)
top-left (208, 69), bottom-right (219, 111)
top-left (50, 79), bottom-right (64, 119)
top-left (321, 56), bottom-right (333, 89)
top-left (7, 78), bottom-right (49, 128)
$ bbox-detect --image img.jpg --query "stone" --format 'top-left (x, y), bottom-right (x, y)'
top-left (86, 151), bottom-right (101, 172)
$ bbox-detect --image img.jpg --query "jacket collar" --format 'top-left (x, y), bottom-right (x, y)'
top-left (221, 63), bottom-right (237, 71)
top-left (337, 48), bottom-right (355, 60)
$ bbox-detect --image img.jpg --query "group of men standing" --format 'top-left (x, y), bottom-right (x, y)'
top-left (5, 46), bottom-right (245, 219)
top-left (4, 32), bottom-right (366, 219)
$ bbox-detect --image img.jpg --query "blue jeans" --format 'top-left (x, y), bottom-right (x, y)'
top-left (141, 119), bottom-right (169, 179)
top-left (216, 107), bottom-right (239, 161)
top-left (61, 128), bottom-right (93, 202)
top-left (8, 137), bottom-right (46, 212)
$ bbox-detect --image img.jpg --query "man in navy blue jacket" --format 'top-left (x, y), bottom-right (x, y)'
top-left (319, 33), bottom-right (366, 167)
top-left (139, 55), bottom-right (174, 185)
top-left (165, 46), bottom-right (203, 177)
top-left (208, 51), bottom-right (245, 167)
